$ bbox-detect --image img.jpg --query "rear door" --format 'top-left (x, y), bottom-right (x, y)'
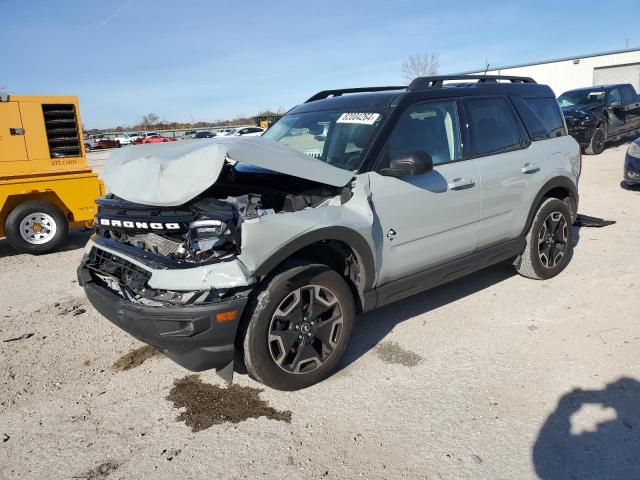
top-left (0, 102), bottom-right (28, 162)
top-left (621, 85), bottom-right (640, 131)
top-left (463, 96), bottom-right (545, 247)
top-left (369, 99), bottom-right (482, 286)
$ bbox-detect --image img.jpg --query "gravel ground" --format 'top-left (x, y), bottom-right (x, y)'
top-left (1, 143), bottom-right (639, 480)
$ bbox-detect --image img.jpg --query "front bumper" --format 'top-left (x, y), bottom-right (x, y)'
top-left (78, 265), bottom-right (248, 372)
top-left (567, 124), bottom-right (595, 146)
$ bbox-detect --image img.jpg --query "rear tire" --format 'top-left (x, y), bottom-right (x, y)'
top-left (585, 125), bottom-right (606, 155)
top-left (516, 198), bottom-right (573, 280)
top-left (4, 201), bottom-right (68, 254)
top-left (241, 261), bottom-right (355, 390)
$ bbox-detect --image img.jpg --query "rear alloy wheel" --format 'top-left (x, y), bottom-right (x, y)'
top-left (4, 200), bottom-right (68, 254)
top-left (516, 198), bottom-right (573, 280)
top-left (537, 212), bottom-right (569, 269)
top-left (585, 126), bottom-right (606, 155)
top-left (241, 261), bottom-right (355, 390)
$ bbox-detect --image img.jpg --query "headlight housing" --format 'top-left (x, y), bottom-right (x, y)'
top-left (580, 115), bottom-right (595, 126)
top-left (628, 142), bottom-right (640, 159)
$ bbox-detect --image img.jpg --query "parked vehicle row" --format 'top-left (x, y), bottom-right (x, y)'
top-left (84, 127), bottom-right (266, 151)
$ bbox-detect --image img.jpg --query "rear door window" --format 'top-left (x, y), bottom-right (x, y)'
top-left (463, 98), bottom-right (521, 156)
top-left (621, 86), bottom-right (635, 105)
top-left (607, 88), bottom-right (622, 106)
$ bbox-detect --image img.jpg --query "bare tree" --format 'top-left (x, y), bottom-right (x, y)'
top-left (139, 113), bottom-right (160, 128)
top-left (401, 52), bottom-right (440, 82)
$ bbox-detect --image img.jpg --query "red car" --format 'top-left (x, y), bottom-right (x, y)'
top-left (140, 135), bottom-right (177, 144)
top-left (96, 138), bottom-right (121, 149)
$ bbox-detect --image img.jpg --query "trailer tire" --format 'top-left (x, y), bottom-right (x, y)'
top-left (4, 201), bottom-right (69, 254)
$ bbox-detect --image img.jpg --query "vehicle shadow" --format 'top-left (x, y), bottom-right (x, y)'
top-left (533, 377), bottom-right (640, 480)
top-left (572, 213), bottom-right (616, 249)
top-left (0, 229), bottom-right (92, 259)
top-left (606, 137), bottom-right (633, 150)
top-left (340, 260), bottom-right (516, 370)
top-left (341, 213), bottom-right (615, 371)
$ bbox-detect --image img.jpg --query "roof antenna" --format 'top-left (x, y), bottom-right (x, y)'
top-left (483, 59), bottom-right (490, 75)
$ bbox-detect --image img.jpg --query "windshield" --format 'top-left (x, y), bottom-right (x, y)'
top-left (558, 90), bottom-right (605, 108)
top-left (263, 109), bottom-right (388, 171)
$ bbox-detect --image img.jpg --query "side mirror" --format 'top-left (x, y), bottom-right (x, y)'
top-left (609, 100), bottom-right (622, 109)
top-left (379, 150), bottom-right (433, 177)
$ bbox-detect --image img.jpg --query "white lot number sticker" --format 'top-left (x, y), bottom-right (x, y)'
top-left (336, 112), bottom-right (381, 125)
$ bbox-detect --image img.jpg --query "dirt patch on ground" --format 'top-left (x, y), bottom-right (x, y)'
top-left (167, 375), bottom-right (292, 431)
top-left (54, 299), bottom-right (87, 317)
top-left (375, 341), bottom-right (422, 367)
top-left (78, 461), bottom-right (120, 479)
top-left (112, 346), bottom-right (163, 371)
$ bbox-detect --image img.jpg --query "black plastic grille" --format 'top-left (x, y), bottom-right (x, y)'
top-left (86, 247), bottom-right (151, 292)
top-left (42, 104), bottom-right (82, 158)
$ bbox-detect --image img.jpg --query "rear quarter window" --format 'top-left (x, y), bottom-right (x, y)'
top-left (525, 98), bottom-right (565, 138)
top-left (512, 96), bottom-right (566, 140)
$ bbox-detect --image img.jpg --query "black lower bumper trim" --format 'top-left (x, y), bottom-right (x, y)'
top-left (80, 266), bottom-right (248, 372)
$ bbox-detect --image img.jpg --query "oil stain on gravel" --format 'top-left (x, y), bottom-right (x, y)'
top-left (376, 341), bottom-right (422, 367)
top-left (167, 375), bottom-right (292, 431)
top-left (112, 345), bottom-right (163, 371)
top-left (78, 461), bottom-right (119, 479)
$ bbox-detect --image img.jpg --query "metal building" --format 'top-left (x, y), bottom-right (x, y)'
top-left (462, 48), bottom-right (640, 96)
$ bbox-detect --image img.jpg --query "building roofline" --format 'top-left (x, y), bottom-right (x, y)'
top-left (456, 47), bottom-right (640, 75)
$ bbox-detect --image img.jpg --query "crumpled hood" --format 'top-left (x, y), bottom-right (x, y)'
top-left (561, 104), bottom-right (601, 118)
top-left (103, 136), bottom-right (354, 207)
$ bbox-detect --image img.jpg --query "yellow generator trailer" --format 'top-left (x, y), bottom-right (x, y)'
top-left (0, 95), bottom-right (104, 254)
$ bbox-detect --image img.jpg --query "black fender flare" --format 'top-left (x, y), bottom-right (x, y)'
top-left (252, 226), bottom-right (376, 291)
top-left (521, 176), bottom-right (579, 236)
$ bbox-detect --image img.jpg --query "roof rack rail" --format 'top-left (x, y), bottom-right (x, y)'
top-left (407, 75), bottom-right (536, 91)
top-left (305, 86), bottom-right (406, 103)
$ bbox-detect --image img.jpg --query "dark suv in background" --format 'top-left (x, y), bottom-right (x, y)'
top-left (558, 83), bottom-right (640, 155)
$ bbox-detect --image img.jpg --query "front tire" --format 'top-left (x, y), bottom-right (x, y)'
top-left (241, 261), bottom-right (355, 390)
top-left (4, 201), bottom-right (68, 254)
top-left (516, 198), bottom-right (573, 280)
top-left (585, 125), bottom-right (606, 155)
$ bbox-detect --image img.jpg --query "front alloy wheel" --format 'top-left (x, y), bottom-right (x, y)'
top-left (586, 126), bottom-right (606, 155)
top-left (241, 261), bottom-right (355, 390)
top-left (268, 285), bottom-right (344, 374)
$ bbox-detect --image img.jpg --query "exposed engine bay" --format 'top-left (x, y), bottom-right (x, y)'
top-left (95, 163), bottom-right (352, 268)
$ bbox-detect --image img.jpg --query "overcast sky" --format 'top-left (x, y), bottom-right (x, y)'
top-left (3, 0), bottom-right (638, 128)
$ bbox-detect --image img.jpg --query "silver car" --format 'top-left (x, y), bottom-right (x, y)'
top-left (78, 75), bottom-right (580, 390)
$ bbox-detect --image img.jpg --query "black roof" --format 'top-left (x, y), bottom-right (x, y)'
top-left (560, 84), bottom-right (628, 94)
top-left (291, 75), bottom-right (555, 114)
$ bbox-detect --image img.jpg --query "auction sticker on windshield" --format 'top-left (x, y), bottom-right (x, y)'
top-left (336, 113), bottom-right (381, 125)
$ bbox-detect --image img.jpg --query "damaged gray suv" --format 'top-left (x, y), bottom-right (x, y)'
top-left (78, 75), bottom-right (581, 390)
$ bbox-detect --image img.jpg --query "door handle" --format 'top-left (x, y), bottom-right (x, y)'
top-left (447, 178), bottom-right (475, 190)
top-left (521, 163), bottom-right (540, 174)
top-left (10, 128), bottom-right (25, 136)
